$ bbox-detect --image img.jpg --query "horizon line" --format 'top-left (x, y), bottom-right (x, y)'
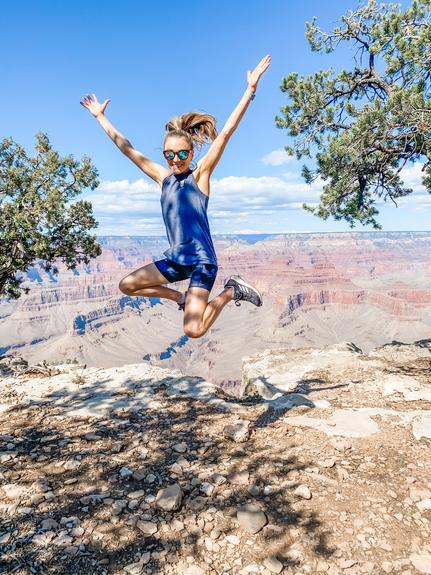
top-left (96, 230), bottom-right (431, 238)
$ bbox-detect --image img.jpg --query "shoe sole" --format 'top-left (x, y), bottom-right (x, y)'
top-left (226, 275), bottom-right (263, 306)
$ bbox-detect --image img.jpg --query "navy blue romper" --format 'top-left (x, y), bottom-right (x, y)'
top-left (154, 168), bottom-right (218, 292)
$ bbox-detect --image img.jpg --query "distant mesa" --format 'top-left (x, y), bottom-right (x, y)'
top-left (0, 232), bottom-right (430, 389)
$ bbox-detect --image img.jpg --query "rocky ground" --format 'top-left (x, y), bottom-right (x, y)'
top-left (0, 341), bottom-right (430, 575)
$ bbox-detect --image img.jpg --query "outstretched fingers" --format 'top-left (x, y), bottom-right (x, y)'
top-left (79, 93), bottom-right (110, 116)
top-left (247, 54), bottom-right (271, 89)
top-left (255, 54), bottom-right (271, 74)
top-left (80, 94), bottom-right (92, 108)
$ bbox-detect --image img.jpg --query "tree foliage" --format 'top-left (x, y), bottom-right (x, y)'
top-left (0, 133), bottom-right (101, 299)
top-left (276, 0), bottom-right (431, 228)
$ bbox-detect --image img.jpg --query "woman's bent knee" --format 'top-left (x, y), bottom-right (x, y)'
top-left (119, 277), bottom-right (137, 295)
top-left (183, 323), bottom-right (206, 339)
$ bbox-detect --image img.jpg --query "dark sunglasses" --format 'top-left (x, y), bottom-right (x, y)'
top-left (163, 149), bottom-right (191, 161)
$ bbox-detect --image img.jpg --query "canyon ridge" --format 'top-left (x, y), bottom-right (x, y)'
top-left (0, 231), bottom-right (430, 391)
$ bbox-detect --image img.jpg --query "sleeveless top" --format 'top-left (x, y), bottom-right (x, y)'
top-left (160, 168), bottom-right (218, 266)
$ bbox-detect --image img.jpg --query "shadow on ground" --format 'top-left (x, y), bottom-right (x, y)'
top-left (0, 374), bottom-right (335, 575)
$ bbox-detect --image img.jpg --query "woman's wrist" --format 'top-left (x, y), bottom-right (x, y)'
top-left (245, 87), bottom-right (256, 100)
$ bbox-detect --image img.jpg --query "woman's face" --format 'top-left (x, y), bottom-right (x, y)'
top-left (164, 136), bottom-right (194, 175)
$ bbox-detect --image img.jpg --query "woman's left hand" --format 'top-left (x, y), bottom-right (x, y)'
top-left (247, 54), bottom-right (271, 92)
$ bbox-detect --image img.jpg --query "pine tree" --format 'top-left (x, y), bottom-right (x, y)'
top-left (276, 0), bottom-right (431, 228)
top-left (0, 133), bottom-right (101, 299)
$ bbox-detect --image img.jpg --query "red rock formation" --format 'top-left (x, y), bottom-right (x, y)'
top-left (1, 232), bottom-right (430, 371)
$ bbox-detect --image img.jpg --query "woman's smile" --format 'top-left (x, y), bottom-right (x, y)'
top-left (172, 163), bottom-right (186, 172)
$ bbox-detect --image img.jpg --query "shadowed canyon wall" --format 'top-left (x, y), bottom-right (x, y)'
top-left (1, 232), bottom-right (430, 388)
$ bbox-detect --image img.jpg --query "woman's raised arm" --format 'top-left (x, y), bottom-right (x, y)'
top-left (80, 94), bottom-right (169, 186)
top-left (197, 55), bottom-right (271, 176)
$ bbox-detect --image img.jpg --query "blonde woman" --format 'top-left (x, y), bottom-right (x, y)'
top-left (80, 55), bottom-right (271, 339)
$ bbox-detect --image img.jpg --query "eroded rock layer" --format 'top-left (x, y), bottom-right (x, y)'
top-left (1, 232), bottom-right (430, 388)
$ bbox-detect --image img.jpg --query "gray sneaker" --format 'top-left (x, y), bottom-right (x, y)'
top-left (224, 275), bottom-right (263, 307)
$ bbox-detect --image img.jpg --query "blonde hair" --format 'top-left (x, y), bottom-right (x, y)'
top-left (164, 112), bottom-right (218, 151)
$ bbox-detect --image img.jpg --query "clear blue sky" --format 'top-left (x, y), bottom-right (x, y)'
top-left (3, 0), bottom-right (429, 234)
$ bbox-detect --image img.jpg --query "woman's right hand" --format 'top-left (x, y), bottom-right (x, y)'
top-left (80, 94), bottom-right (111, 118)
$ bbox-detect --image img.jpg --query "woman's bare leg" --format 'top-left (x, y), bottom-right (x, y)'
top-left (119, 262), bottom-right (235, 330)
top-left (125, 284), bottom-right (183, 302)
top-left (119, 262), bottom-right (183, 304)
top-left (183, 286), bottom-right (234, 338)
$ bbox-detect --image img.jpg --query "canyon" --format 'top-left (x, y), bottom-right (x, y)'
top-left (0, 232), bottom-right (430, 390)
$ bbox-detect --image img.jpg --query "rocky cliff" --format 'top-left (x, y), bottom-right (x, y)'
top-left (1, 232), bottom-right (430, 389)
top-left (0, 340), bottom-right (430, 574)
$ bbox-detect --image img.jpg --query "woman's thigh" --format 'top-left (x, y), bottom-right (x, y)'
top-left (183, 287), bottom-right (210, 336)
top-left (119, 262), bottom-right (172, 293)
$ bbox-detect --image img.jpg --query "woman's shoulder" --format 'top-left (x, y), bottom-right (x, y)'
top-left (191, 166), bottom-right (210, 197)
top-left (161, 171), bottom-right (174, 187)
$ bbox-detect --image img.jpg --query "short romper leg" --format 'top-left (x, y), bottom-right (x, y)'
top-left (153, 258), bottom-right (193, 284)
top-left (188, 263), bottom-right (218, 292)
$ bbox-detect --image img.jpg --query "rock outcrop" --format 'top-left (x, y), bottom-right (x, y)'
top-left (0, 340), bottom-right (430, 574)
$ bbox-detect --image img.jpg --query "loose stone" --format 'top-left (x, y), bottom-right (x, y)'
top-left (40, 518), bottom-right (59, 530)
top-left (119, 467), bottom-right (133, 478)
top-left (263, 556), bottom-right (284, 573)
top-left (223, 419), bottom-right (251, 443)
top-left (294, 484), bottom-right (312, 499)
top-left (136, 520), bottom-right (158, 536)
top-left (237, 504), bottom-right (268, 534)
top-left (155, 483), bottom-right (183, 511)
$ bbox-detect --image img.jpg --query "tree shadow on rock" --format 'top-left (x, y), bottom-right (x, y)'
top-left (0, 375), bottom-right (336, 574)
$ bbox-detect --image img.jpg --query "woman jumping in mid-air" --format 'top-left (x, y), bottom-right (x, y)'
top-left (80, 55), bottom-right (271, 339)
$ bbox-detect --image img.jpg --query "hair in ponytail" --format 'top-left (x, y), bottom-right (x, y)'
top-left (164, 112), bottom-right (218, 151)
